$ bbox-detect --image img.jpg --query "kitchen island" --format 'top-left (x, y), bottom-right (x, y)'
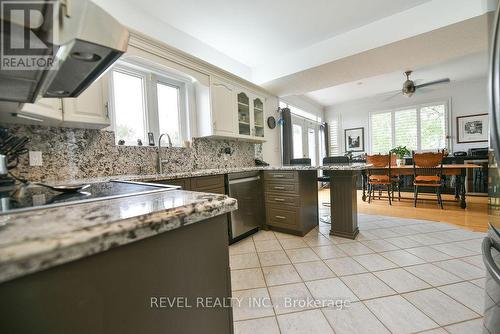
top-left (0, 189), bottom-right (237, 334)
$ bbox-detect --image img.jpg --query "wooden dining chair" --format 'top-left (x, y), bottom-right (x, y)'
top-left (390, 153), bottom-right (402, 201)
top-left (366, 154), bottom-right (392, 205)
top-left (412, 150), bottom-right (445, 209)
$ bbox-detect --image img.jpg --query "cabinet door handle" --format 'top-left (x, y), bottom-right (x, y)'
top-left (275, 216), bottom-right (286, 219)
top-left (274, 186), bottom-right (285, 190)
top-left (274, 198), bottom-right (285, 202)
top-left (104, 102), bottom-right (109, 118)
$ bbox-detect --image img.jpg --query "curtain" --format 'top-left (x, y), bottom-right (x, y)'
top-left (281, 108), bottom-right (292, 165)
top-left (323, 123), bottom-right (330, 157)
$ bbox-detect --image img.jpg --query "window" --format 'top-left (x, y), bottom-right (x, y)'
top-left (329, 117), bottom-right (340, 156)
top-left (292, 124), bottom-right (303, 158)
top-left (109, 61), bottom-right (190, 146)
top-left (420, 104), bottom-right (446, 150)
top-left (308, 128), bottom-right (317, 166)
top-left (157, 83), bottom-right (181, 145)
top-left (371, 111), bottom-right (392, 153)
top-left (370, 102), bottom-right (448, 153)
top-left (111, 70), bottom-right (147, 145)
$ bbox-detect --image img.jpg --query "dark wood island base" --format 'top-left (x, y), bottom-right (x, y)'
top-left (0, 215), bottom-right (234, 334)
top-left (325, 169), bottom-right (360, 240)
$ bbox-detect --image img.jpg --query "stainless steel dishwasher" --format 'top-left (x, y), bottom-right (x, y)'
top-left (227, 171), bottom-right (264, 243)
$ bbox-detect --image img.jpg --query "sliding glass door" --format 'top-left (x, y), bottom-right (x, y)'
top-left (292, 115), bottom-right (320, 165)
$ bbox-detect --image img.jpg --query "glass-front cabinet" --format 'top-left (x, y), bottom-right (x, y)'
top-left (253, 98), bottom-right (264, 137)
top-left (236, 91), bottom-right (265, 138)
top-left (237, 92), bottom-right (251, 136)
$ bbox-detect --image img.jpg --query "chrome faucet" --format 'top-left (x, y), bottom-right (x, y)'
top-left (157, 133), bottom-right (173, 174)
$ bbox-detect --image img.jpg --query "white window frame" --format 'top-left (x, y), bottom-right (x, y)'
top-left (369, 99), bottom-right (451, 153)
top-left (108, 65), bottom-right (149, 146)
top-left (108, 59), bottom-right (191, 146)
top-left (328, 114), bottom-right (341, 156)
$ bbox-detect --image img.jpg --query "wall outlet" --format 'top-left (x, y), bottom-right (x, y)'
top-left (29, 151), bottom-right (43, 166)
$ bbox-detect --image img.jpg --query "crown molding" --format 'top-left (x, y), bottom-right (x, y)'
top-left (128, 30), bottom-right (272, 97)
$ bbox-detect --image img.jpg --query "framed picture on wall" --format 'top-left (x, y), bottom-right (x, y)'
top-left (345, 127), bottom-right (365, 152)
top-left (456, 113), bottom-right (489, 143)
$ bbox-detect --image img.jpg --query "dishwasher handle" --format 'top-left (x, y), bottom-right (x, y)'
top-left (482, 236), bottom-right (500, 285)
top-left (228, 176), bottom-right (261, 185)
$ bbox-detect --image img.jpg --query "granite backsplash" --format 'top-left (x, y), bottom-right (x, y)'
top-left (3, 125), bottom-right (262, 182)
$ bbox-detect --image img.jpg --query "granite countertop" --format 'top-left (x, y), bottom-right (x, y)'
top-left (59, 164), bottom-right (369, 185)
top-left (0, 189), bottom-right (237, 284)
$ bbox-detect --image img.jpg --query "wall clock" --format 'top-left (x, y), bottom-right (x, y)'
top-left (267, 116), bottom-right (276, 129)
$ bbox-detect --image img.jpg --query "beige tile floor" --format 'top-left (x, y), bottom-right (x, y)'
top-left (229, 213), bottom-right (488, 334)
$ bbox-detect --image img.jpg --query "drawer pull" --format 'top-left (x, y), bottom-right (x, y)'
top-left (274, 186), bottom-right (285, 190)
top-left (274, 198), bottom-right (285, 202)
top-left (275, 215), bottom-right (286, 219)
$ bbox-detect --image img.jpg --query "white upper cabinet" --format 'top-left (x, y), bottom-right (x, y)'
top-left (211, 77), bottom-right (236, 135)
top-left (61, 76), bottom-right (110, 129)
top-left (196, 75), bottom-right (266, 142)
top-left (237, 91), bottom-right (251, 136)
top-left (4, 77), bottom-right (110, 129)
top-left (17, 98), bottom-right (63, 125)
top-left (253, 97), bottom-right (265, 138)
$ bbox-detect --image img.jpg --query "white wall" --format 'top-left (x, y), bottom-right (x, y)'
top-left (261, 97), bottom-right (281, 166)
top-left (325, 76), bottom-right (489, 154)
top-left (280, 95), bottom-right (325, 120)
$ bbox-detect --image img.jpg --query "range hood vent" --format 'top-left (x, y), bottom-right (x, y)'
top-left (0, 0), bottom-right (129, 103)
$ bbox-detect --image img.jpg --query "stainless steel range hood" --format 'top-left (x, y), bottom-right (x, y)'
top-left (0, 0), bottom-right (129, 103)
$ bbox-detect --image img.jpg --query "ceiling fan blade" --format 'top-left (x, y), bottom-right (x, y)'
top-left (383, 90), bottom-right (402, 101)
top-left (415, 78), bottom-right (450, 89)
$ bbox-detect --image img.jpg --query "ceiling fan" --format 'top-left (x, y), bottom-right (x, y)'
top-left (387, 70), bottom-right (450, 99)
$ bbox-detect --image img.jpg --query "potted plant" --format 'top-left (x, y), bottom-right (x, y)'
top-left (390, 146), bottom-right (410, 166)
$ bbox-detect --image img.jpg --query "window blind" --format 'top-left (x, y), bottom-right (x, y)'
top-left (420, 104), bottom-right (446, 150)
top-left (329, 118), bottom-right (340, 155)
top-left (371, 111), bottom-right (392, 154)
top-left (370, 103), bottom-right (447, 153)
top-left (394, 108), bottom-right (417, 149)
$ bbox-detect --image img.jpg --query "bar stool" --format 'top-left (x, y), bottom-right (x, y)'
top-left (289, 158), bottom-right (312, 166)
top-left (318, 156), bottom-right (350, 224)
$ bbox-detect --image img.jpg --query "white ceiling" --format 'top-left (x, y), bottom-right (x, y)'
top-left (305, 52), bottom-right (489, 106)
top-left (97, 0), bottom-right (496, 84)
top-left (122, 0), bottom-right (430, 68)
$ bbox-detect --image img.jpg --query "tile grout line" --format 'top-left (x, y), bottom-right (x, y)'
top-left (229, 214), bottom-right (486, 333)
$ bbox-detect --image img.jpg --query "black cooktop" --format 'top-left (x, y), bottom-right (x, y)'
top-left (0, 181), bottom-right (179, 215)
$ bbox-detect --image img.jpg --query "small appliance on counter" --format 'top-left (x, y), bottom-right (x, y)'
top-left (453, 151), bottom-right (467, 157)
top-left (255, 159), bottom-right (269, 166)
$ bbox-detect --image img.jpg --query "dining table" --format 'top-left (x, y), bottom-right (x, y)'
top-left (360, 164), bottom-right (482, 209)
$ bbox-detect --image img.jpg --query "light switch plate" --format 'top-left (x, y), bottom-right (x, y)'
top-left (29, 151), bottom-right (43, 166)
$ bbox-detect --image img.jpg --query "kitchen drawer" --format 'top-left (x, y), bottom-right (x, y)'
top-left (191, 175), bottom-right (225, 189)
top-left (266, 206), bottom-right (299, 228)
top-left (265, 193), bottom-right (299, 207)
top-left (264, 182), bottom-right (298, 194)
top-left (263, 171), bottom-right (297, 181)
